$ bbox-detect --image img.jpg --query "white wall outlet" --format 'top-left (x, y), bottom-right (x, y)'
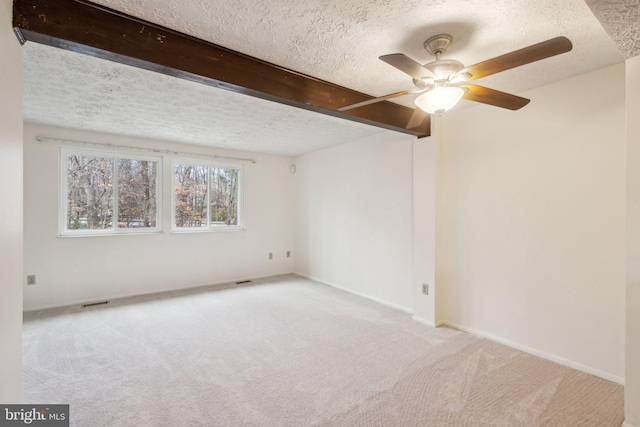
top-left (269, 252), bottom-right (273, 260)
top-left (27, 275), bottom-right (36, 285)
top-left (422, 283), bottom-right (429, 295)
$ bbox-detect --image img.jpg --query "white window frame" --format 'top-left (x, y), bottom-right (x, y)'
top-left (171, 158), bottom-right (244, 233)
top-left (59, 147), bottom-right (163, 237)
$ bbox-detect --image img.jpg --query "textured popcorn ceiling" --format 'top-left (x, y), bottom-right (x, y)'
top-left (585, 0), bottom-right (640, 59)
top-left (23, 0), bottom-right (625, 156)
top-left (23, 43), bottom-right (384, 157)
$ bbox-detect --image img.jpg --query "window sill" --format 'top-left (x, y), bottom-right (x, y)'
top-left (58, 230), bottom-right (164, 238)
top-left (170, 227), bottom-right (246, 234)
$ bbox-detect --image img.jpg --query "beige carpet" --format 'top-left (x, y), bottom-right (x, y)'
top-left (23, 274), bottom-right (624, 426)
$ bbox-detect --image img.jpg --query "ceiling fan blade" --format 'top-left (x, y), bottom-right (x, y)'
top-left (338, 89), bottom-right (423, 111)
top-left (460, 36), bottom-right (572, 81)
top-left (458, 84), bottom-right (530, 110)
top-left (379, 54), bottom-right (436, 80)
top-left (406, 108), bottom-right (428, 129)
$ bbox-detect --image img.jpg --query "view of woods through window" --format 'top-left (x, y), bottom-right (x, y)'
top-left (174, 164), bottom-right (240, 228)
top-left (66, 153), bottom-right (158, 231)
top-left (118, 159), bottom-right (157, 228)
top-left (63, 150), bottom-right (241, 234)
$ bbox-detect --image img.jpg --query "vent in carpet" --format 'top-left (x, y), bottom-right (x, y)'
top-left (82, 301), bottom-right (109, 308)
top-left (235, 280), bottom-right (252, 284)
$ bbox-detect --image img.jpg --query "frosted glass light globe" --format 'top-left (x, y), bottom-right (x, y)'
top-left (414, 86), bottom-right (464, 115)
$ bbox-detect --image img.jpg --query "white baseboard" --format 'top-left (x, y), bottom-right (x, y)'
top-left (412, 315), bottom-right (436, 327)
top-left (294, 273), bottom-right (413, 314)
top-left (413, 316), bottom-right (446, 328)
top-left (23, 271), bottom-right (295, 312)
top-left (441, 320), bottom-right (625, 385)
top-left (293, 275), bottom-right (624, 385)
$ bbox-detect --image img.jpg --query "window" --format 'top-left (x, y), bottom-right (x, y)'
top-left (61, 148), bottom-right (161, 235)
top-left (173, 161), bottom-right (243, 231)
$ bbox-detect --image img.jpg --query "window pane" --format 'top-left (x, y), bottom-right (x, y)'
top-left (117, 159), bottom-right (157, 228)
top-left (175, 165), bottom-right (208, 227)
top-left (66, 154), bottom-right (114, 230)
top-left (210, 167), bottom-right (239, 227)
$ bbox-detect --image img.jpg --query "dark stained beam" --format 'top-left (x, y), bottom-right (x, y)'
top-left (13, 0), bottom-right (430, 137)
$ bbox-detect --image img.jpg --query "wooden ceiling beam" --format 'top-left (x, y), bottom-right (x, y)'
top-left (12, 0), bottom-right (430, 138)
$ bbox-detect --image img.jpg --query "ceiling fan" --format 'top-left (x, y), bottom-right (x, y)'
top-left (339, 35), bottom-right (573, 129)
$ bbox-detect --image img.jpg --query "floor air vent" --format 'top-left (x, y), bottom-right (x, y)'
top-left (82, 301), bottom-right (109, 308)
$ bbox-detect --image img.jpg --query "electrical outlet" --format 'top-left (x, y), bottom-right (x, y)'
top-left (422, 283), bottom-right (429, 295)
top-left (269, 252), bottom-right (273, 260)
top-left (27, 275), bottom-right (36, 286)
top-left (286, 251), bottom-right (291, 258)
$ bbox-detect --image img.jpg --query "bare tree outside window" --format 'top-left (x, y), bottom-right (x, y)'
top-left (175, 165), bottom-right (208, 227)
top-left (174, 164), bottom-right (241, 229)
top-left (66, 155), bottom-right (114, 230)
top-left (118, 159), bottom-right (157, 228)
top-left (210, 167), bottom-right (239, 226)
top-left (64, 151), bottom-right (160, 234)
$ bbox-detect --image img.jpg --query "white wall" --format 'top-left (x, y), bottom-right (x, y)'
top-left (626, 55), bottom-right (640, 426)
top-left (412, 136), bottom-right (437, 324)
top-left (0, 0), bottom-right (24, 402)
top-left (293, 131), bottom-right (415, 312)
top-left (439, 63), bottom-right (627, 382)
top-left (23, 123), bottom-right (295, 310)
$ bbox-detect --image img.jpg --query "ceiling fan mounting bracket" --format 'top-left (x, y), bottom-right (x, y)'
top-left (424, 34), bottom-right (453, 58)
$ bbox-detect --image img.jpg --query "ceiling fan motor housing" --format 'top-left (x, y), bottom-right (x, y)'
top-left (413, 59), bottom-right (465, 89)
top-left (425, 59), bottom-right (464, 80)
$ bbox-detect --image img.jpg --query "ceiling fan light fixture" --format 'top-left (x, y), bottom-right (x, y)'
top-left (414, 86), bottom-right (464, 115)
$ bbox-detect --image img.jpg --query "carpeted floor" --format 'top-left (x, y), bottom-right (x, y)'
top-left (23, 274), bottom-right (624, 426)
